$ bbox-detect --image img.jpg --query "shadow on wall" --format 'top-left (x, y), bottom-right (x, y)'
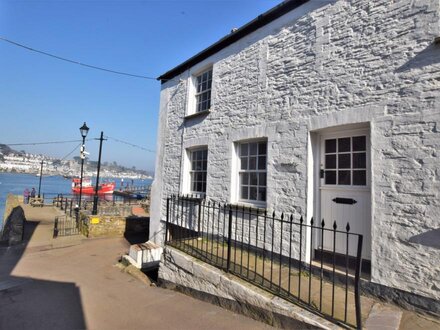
top-left (0, 212), bottom-right (86, 329)
top-left (395, 43), bottom-right (440, 73)
top-left (409, 228), bottom-right (440, 249)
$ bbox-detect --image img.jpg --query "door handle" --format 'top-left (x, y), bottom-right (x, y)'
top-left (332, 197), bottom-right (357, 205)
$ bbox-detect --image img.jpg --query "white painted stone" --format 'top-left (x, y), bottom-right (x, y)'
top-left (125, 241), bottom-right (163, 269)
top-left (151, 0), bottom-right (440, 304)
top-left (159, 247), bottom-right (339, 329)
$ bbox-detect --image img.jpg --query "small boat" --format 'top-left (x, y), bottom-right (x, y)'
top-left (71, 177), bottom-right (115, 195)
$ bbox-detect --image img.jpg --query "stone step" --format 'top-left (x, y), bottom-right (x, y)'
top-left (365, 303), bottom-right (402, 330)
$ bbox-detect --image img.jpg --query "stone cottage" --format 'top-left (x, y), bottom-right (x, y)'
top-left (150, 0), bottom-right (440, 315)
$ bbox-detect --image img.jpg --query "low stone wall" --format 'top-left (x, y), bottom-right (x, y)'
top-left (1, 194), bottom-right (25, 245)
top-left (159, 247), bottom-right (339, 330)
top-left (80, 213), bottom-right (150, 240)
top-left (2, 194), bottom-right (22, 223)
top-left (81, 214), bottom-right (126, 238)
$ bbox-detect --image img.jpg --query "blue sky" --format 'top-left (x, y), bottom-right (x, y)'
top-left (0, 0), bottom-right (281, 171)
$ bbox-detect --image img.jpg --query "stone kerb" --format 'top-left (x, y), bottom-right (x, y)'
top-left (159, 246), bottom-right (340, 329)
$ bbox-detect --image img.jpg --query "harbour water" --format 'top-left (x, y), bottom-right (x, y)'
top-left (0, 172), bottom-right (152, 230)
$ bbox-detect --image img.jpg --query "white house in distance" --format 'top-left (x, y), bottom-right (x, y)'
top-left (151, 0), bottom-right (439, 316)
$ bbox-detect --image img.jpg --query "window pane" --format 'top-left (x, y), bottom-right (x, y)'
top-left (353, 136), bottom-right (366, 151)
top-left (258, 142), bottom-right (267, 155)
top-left (338, 154), bottom-right (351, 169)
top-left (240, 157), bottom-right (248, 170)
top-left (338, 170), bottom-right (351, 185)
top-left (325, 170), bottom-right (336, 184)
top-left (338, 138), bottom-right (350, 152)
top-left (249, 156), bottom-right (257, 170)
top-left (190, 148), bottom-right (207, 193)
top-left (241, 185), bottom-right (248, 199)
top-left (241, 173), bottom-right (249, 185)
top-left (195, 69), bottom-right (212, 113)
top-left (259, 173), bottom-right (267, 187)
top-left (325, 139), bottom-right (336, 153)
top-left (197, 172), bottom-right (204, 182)
top-left (250, 173), bottom-right (258, 185)
top-left (250, 143), bottom-right (258, 155)
top-left (325, 154), bottom-right (336, 169)
top-left (258, 187), bottom-right (266, 201)
top-left (240, 144), bottom-right (248, 156)
top-left (353, 170), bottom-right (367, 185)
top-left (353, 153), bottom-right (366, 168)
top-left (258, 156), bottom-right (266, 170)
top-left (249, 187), bottom-right (257, 200)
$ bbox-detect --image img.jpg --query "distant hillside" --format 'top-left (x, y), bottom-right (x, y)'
top-left (0, 143), bottom-right (153, 177)
top-left (0, 144), bottom-right (23, 156)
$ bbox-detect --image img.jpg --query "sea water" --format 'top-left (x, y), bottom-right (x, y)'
top-left (0, 173), bottom-right (152, 230)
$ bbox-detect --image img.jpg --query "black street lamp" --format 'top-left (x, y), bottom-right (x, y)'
top-left (92, 131), bottom-right (105, 215)
top-left (78, 122), bottom-right (89, 211)
top-left (37, 160), bottom-right (43, 198)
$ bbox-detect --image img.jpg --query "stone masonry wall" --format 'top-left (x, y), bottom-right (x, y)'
top-left (151, 0), bottom-right (440, 303)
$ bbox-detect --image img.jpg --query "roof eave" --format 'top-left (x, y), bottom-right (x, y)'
top-left (157, 0), bottom-right (309, 83)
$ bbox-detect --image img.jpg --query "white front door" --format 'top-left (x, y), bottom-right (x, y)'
top-left (319, 129), bottom-right (371, 260)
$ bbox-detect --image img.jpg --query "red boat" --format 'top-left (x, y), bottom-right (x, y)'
top-left (71, 178), bottom-right (115, 195)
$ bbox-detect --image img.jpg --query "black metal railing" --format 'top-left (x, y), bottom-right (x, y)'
top-left (165, 195), bottom-right (364, 329)
top-left (53, 214), bottom-right (80, 237)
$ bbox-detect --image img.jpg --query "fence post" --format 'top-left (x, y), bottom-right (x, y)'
top-left (226, 207), bottom-right (233, 273)
top-left (165, 197), bottom-right (170, 244)
top-left (53, 217), bottom-right (58, 238)
top-left (354, 234), bottom-right (363, 330)
top-left (197, 199), bottom-right (202, 236)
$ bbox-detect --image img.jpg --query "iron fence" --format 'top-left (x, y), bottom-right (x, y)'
top-left (165, 194), bottom-right (364, 329)
top-left (53, 214), bottom-right (80, 237)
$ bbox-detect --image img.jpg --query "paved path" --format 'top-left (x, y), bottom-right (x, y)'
top-left (0, 206), bottom-right (272, 330)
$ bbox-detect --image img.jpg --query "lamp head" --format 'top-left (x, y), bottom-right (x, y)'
top-left (79, 122), bottom-right (89, 138)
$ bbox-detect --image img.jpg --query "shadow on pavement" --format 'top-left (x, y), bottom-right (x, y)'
top-left (0, 218), bottom-right (86, 329)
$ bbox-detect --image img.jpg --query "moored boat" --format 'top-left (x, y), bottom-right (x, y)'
top-left (71, 178), bottom-right (115, 195)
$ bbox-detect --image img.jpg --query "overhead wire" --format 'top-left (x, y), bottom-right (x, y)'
top-left (105, 135), bottom-right (155, 153)
top-left (60, 142), bottom-right (82, 161)
top-left (3, 136), bottom-right (154, 154)
top-left (5, 139), bottom-right (85, 146)
top-left (0, 36), bottom-right (168, 81)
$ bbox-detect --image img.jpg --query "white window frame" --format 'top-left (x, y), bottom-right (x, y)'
top-left (183, 147), bottom-right (208, 196)
top-left (232, 139), bottom-right (267, 207)
top-left (187, 67), bottom-right (213, 116)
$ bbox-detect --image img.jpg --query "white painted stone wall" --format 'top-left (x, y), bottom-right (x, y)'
top-left (151, 0), bottom-right (440, 303)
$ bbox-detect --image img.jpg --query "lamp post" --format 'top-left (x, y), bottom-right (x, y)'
top-left (37, 160), bottom-right (43, 198)
top-left (92, 131), bottom-right (105, 215)
top-left (78, 122), bottom-right (89, 212)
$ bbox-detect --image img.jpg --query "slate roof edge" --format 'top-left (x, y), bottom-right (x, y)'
top-left (157, 0), bottom-right (310, 83)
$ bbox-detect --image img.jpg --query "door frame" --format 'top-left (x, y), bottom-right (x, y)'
top-left (309, 123), bottom-right (372, 262)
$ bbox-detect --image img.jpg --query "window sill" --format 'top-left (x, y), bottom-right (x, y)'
top-left (180, 193), bottom-right (205, 201)
top-left (184, 109), bottom-right (211, 121)
top-left (229, 202), bottom-right (267, 212)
